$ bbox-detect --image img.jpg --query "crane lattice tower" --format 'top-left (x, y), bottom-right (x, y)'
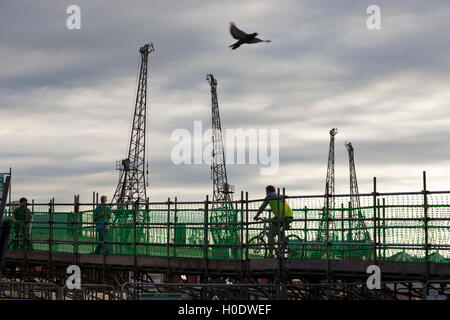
top-left (317, 128), bottom-right (338, 244)
top-left (112, 43), bottom-right (154, 205)
top-left (206, 74), bottom-right (238, 253)
top-left (325, 128), bottom-right (338, 203)
top-left (345, 141), bottom-right (371, 244)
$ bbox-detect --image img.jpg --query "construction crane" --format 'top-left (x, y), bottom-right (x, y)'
top-left (345, 142), bottom-right (360, 225)
top-left (206, 74), bottom-right (238, 258)
top-left (325, 128), bottom-right (338, 203)
top-left (207, 74), bottom-right (234, 205)
top-left (112, 43), bottom-right (154, 205)
top-left (315, 128), bottom-right (338, 254)
top-left (345, 142), bottom-right (371, 255)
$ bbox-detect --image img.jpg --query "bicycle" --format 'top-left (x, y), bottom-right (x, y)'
top-left (248, 216), bottom-right (303, 259)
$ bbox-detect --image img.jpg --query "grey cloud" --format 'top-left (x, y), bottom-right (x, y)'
top-left (1, 0), bottom-right (450, 202)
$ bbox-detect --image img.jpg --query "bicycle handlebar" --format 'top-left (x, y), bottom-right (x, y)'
top-left (254, 217), bottom-right (272, 222)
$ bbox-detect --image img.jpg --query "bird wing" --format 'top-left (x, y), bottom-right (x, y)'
top-left (249, 37), bottom-right (271, 43)
top-left (229, 23), bottom-right (248, 40)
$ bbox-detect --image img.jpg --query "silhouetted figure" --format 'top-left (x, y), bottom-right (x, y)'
top-left (254, 185), bottom-right (293, 258)
top-left (93, 195), bottom-right (111, 254)
top-left (11, 197), bottom-right (33, 251)
top-left (229, 23), bottom-right (271, 50)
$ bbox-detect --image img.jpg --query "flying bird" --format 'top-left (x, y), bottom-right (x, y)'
top-left (229, 23), bottom-right (271, 50)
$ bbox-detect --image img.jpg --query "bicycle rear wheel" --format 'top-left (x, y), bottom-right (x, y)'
top-left (285, 234), bottom-right (304, 259)
top-left (248, 236), bottom-right (267, 259)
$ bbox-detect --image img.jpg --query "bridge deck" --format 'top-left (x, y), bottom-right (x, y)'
top-left (6, 250), bottom-right (450, 281)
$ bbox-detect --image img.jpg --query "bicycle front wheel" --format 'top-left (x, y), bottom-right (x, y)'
top-left (248, 236), bottom-right (267, 259)
top-left (285, 234), bottom-right (304, 259)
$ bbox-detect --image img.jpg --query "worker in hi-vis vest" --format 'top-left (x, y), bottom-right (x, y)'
top-left (254, 185), bottom-right (293, 258)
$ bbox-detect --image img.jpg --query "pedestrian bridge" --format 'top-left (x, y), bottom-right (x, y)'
top-left (4, 191), bottom-right (450, 267)
top-left (3, 190), bottom-right (450, 300)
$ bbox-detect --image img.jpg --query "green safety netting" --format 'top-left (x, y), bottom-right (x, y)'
top-left (3, 193), bottom-right (450, 262)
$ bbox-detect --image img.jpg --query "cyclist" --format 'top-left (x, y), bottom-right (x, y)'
top-left (253, 185), bottom-right (293, 258)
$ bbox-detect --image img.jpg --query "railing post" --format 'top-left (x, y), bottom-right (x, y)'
top-left (167, 197), bottom-right (171, 276)
top-left (341, 202), bottom-right (344, 257)
top-left (24, 199), bottom-right (30, 262)
top-left (145, 197), bottom-right (150, 253)
top-left (92, 191), bottom-right (96, 258)
top-left (133, 202), bottom-right (137, 269)
top-left (204, 195), bottom-right (209, 276)
top-left (174, 197), bottom-right (177, 258)
top-left (325, 182), bottom-right (330, 280)
top-left (281, 187), bottom-right (287, 299)
top-left (102, 200), bottom-right (106, 270)
top-left (281, 188), bottom-right (286, 256)
top-left (277, 187), bottom-right (281, 247)
top-left (377, 198), bottom-right (381, 256)
top-left (423, 171), bottom-right (429, 282)
top-left (8, 167), bottom-right (12, 205)
top-left (240, 191), bottom-right (244, 284)
top-left (348, 200), bottom-right (353, 243)
top-left (74, 195), bottom-right (79, 265)
top-left (48, 199), bottom-right (53, 265)
top-left (373, 177), bottom-right (377, 263)
top-left (245, 192), bottom-right (249, 271)
top-left (240, 191), bottom-right (244, 262)
top-left (303, 206), bottom-right (307, 259)
top-left (382, 198), bottom-right (386, 260)
top-left (31, 199), bottom-right (35, 254)
top-left (276, 188), bottom-right (281, 299)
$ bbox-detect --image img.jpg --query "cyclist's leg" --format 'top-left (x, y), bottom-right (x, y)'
top-left (284, 217), bottom-right (293, 230)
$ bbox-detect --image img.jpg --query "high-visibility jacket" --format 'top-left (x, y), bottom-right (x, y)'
top-left (261, 192), bottom-right (293, 218)
top-left (269, 199), bottom-right (293, 217)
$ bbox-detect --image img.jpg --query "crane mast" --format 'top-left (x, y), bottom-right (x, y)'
top-left (345, 142), bottom-right (360, 213)
top-left (112, 43), bottom-right (154, 204)
top-left (316, 128), bottom-right (338, 245)
top-left (315, 130), bottom-right (371, 259)
top-left (345, 141), bottom-right (371, 245)
top-left (207, 74), bottom-right (234, 205)
top-left (325, 128), bottom-right (338, 203)
top-left (206, 74), bottom-right (237, 257)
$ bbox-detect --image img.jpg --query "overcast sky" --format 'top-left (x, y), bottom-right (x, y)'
top-left (1, 0), bottom-right (450, 203)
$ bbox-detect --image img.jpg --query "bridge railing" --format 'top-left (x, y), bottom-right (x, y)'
top-left (0, 280), bottom-right (432, 300)
top-left (3, 188), bottom-right (450, 263)
top-left (120, 280), bottom-right (428, 300)
top-left (0, 281), bottom-right (60, 300)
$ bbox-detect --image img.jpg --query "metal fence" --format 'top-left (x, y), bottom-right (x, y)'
top-left (0, 281), bottom-right (60, 300)
top-left (3, 185), bottom-right (450, 263)
top-left (61, 284), bottom-right (121, 300)
top-left (121, 280), bottom-right (433, 300)
top-left (0, 280), bottom-right (439, 300)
